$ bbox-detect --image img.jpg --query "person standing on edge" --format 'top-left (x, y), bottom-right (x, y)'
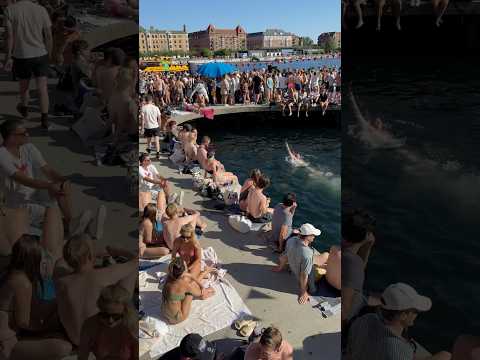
top-left (3, 0), bottom-right (53, 129)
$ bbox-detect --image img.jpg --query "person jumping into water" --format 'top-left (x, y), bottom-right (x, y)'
top-left (286, 142), bottom-right (307, 167)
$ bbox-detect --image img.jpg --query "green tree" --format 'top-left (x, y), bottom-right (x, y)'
top-left (200, 48), bottom-right (213, 57)
top-left (139, 26), bottom-right (146, 33)
top-left (301, 37), bottom-right (314, 47)
top-left (324, 38), bottom-right (336, 54)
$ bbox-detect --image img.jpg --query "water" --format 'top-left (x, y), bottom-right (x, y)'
top-left (190, 58), bottom-right (341, 74)
top-left (343, 56), bottom-right (480, 352)
top-left (193, 113), bottom-right (341, 251)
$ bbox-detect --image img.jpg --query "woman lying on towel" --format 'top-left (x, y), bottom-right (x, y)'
top-left (161, 258), bottom-right (215, 325)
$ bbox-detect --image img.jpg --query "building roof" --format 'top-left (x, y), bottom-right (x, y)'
top-left (247, 29), bottom-right (295, 37)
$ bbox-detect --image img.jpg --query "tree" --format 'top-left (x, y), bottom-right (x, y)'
top-left (324, 38), bottom-right (336, 54)
top-left (301, 37), bottom-right (314, 47)
top-left (139, 26), bottom-right (146, 33)
top-left (200, 48), bottom-right (213, 57)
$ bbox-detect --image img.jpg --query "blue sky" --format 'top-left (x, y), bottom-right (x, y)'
top-left (140, 0), bottom-right (340, 41)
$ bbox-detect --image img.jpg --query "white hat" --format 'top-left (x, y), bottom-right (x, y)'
top-left (381, 283), bottom-right (432, 312)
top-left (299, 223), bottom-right (321, 236)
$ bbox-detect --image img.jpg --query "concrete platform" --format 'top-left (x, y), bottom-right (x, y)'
top-left (139, 133), bottom-right (340, 359)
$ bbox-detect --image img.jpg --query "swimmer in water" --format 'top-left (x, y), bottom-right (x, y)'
top-left (286, 142), bottom-right (307, 166)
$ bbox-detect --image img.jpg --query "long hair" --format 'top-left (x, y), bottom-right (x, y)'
top-left (97, 284), bottom-right (137, 337)
top-left (142, 203), bottom-right (157, 223)
top-left (8, 235), bottom-right (44, 297)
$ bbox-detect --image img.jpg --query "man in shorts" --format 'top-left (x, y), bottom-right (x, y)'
top-left (140, 95), bottom-right (161, 160)
top-left (3, 0), bottom-right (53, 129)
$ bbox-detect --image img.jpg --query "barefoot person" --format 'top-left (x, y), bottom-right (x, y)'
top-left (0, 235), bottom-right (72, 360)
top-left (171, 224), bottom-right (203, 278)
top-left (55, 234), bottom-right (137, 346)
top-left (271, 193), bottom-right (297, 253)
top-left (162, 204), bottom-right (207, 251)
top-left (161, 258), bottom-right (215, 325)
top-left (204, 151), bottom-right (239, 187)
top-left (272, 223), bottom-right (328, 304)
top-left (139, 204), bottom-right (170, 258)
top-left (239, 169), bottom-right (262, 212)
top-left (246, 174), bottom-right (273, 223)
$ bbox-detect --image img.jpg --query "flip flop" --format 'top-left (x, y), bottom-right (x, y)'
top-left (240, 320), bottom-right (257, 337)
top-left (234, 319), bottom-right (248, 330)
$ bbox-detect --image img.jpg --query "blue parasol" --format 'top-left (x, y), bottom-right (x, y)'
top-left (197, 62), bottom-right (237, 78)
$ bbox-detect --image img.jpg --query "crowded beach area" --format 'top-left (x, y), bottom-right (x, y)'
top-left (137, 26), bottom-right (342, 359)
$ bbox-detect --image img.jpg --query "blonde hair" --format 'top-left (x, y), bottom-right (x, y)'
top-left (97, 284), bottom-right (137, 337)
top-left (180, 224), bottom-right (200, 247)
top-left (165, 203), bottom-right (178, 218)
top-left (63, 234), bottom-right (94, 270)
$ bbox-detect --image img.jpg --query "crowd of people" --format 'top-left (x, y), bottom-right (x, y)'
top-left (139, 65), bottom-right (341, 117)
top-left (138, 93), bottom-right (342, 324)
top-left (0, 0), bottom-right (139, 359)
top-left (343, 0), bottom-right (450, 30)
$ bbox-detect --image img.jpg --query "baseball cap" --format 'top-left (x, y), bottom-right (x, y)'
top-left (299, 223), bottom-right (321, 236)
top-left (180, 333), bottom-right (216, 360)
top-left (381, 283), bottom-right (432, 312)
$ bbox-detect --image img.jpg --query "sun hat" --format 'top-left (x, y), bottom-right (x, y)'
top-left (180, 333), bottom-right (216, 360)
top-left (299, 223), bottom-right (321, 236)
top-left (381, 283), bottom-right (432, 312)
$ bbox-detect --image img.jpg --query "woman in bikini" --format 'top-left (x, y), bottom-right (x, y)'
top-left (171, 224), bottom-right (203, 278)
top-left (239, 169), bottom-right (262, 212)
top-left (0, 235), bottom-right (72, 360)
top-left (161, 258), bottom-right (215, 325)
top-left (78, 284), bottom-right (137, 360)
top-left (204, 152), bottom-right (239, 187)
top-left (139, 204), bottom-right (170, 258)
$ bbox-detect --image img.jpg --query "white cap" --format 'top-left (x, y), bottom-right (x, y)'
top-left (299, 223), bottom-right (321, 236)
top-left (381, 283), bottom-right (432, 312)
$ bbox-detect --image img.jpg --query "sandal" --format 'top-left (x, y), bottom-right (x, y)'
top-left (234, 319), bottom-right (248, 330)
top-left (240, 320), bottom-right (257, 337)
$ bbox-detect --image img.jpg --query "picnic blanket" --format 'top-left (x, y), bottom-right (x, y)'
top-left (139, 248), bottom-right (251, 359)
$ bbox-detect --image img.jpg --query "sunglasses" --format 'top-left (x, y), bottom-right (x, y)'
top-left (14, 131), bottom-right (29, 137)
top-left (99, 311), bottom-right (124, 322)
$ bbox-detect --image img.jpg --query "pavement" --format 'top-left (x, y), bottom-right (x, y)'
top-left (138, 123), bottom-right (341, 360)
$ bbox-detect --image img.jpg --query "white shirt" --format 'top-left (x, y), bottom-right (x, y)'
top-left (139, 164), bottom-right (159, 192)
top-left (0, 144), bottom-right (46, 207)
top-left (4, 0), bottom-right (51, 59)
top-left (141, 103), bottom-right (161, 130)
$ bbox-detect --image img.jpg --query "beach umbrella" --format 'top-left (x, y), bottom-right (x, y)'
top-left (197, 62), bottom-right (237, 78)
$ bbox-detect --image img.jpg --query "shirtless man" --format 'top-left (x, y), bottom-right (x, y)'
top-left (94, 48), bottom-right (125, 106)
top-left (162, 204), bottom-right (207, 250)
top-left (55, 234), bottom-right (137, 346)
top-left (246, 174), bottom-right (273, 223)
top-left (184, 128), bottom-right (198, 164)
top-left (108, 68), bottom-right (137, 144)
top-left (153, 74), bottom-right (164, 104)
top-left (196, 136), bottom-right (211, 169)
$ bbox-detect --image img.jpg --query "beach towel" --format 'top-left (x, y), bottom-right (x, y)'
top-left (200, 108), bottom-right (215, 120)
top-left (139, 248), bottom-right (251, 359)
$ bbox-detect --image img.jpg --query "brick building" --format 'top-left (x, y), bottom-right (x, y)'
top-left (188, 24), bottom-right (246, 51)
top-left (317, 32), bottom-right (341, 49)
top-left (139, 26), bottom-right (189, 53)
top-left (246, 29), bottom-right (295, 49)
